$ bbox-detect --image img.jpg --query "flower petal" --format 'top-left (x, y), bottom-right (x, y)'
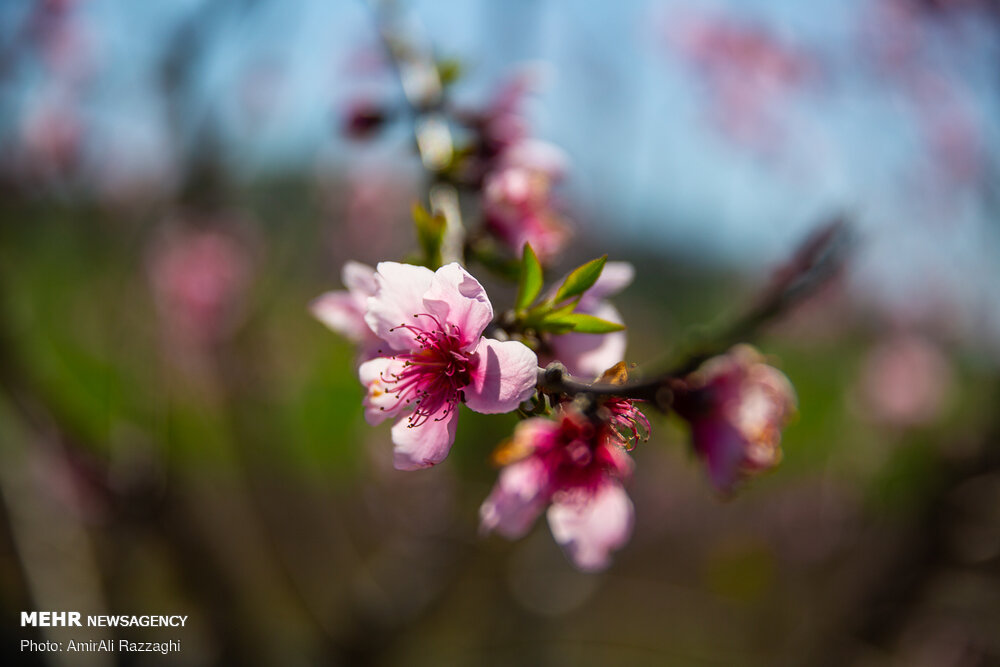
top-left (547, 481), bottom-right (634, 572)
top-left (422, 263), bottom-right (494, 347)
top-left (548, 302), bottom-right (626, 379)
top-left (310, 290), bottom-right (369, 342)
top-left (500, 139), bottom-right (569, 178)
top-left (359, 356), bottom-right (409, 425)
top-left (479, 457), bottom-right (549, 539)
top-left (692, 418), bottom-right (749, 494)
top-left (341, 260), bottom-right (377, 296)
top-left (464, 338), bottom-right (538, 414)
top-left (390, 406), bottom-right (459, 470)
top-left (365, 262), bottom-right (435, 351)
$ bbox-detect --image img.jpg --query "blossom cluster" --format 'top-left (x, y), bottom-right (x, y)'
top-left (313, 253), bottom-right (796, 570)
top-left (315, 64), bottom-right (798, 571)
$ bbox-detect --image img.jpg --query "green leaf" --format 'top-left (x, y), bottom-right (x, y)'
top-left (536, 319), bottom-right (575, 334)
top-left (514, 244), bottom-right (543, 311)
top-left (544, 299), bottom-right (578, 320)
top-left (552, 255), bottom-right (607, 304)
top-left (412, 202), bottom-right (445, 268)
top-left (543, 312), bottom-right (625, 334)
top-left (436, 58), bottom-right (463, 86)
top-left (523, 296), bottom-right (579, 330)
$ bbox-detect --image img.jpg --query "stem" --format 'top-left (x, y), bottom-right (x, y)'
top-left (534, 216), bottom-right (853, 411)
top-left (370, 0), bottom-right (465, 264)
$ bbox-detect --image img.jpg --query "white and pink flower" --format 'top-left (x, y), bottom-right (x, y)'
top-left (480, 408), bottom-right (635, 571)
top-left (359, 262), bottom-right (538, 470)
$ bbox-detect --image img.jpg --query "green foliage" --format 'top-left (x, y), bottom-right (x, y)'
top-left (551, 254), bottom-right (606, 305)
top-left (540, 311), bottom-right (625, 334)
top-left (512, 253), bottom-right (623, 337)
top-left (412, 202), bottom-right (445, 269)
top-left (514, 244), bottom-right (543, 312)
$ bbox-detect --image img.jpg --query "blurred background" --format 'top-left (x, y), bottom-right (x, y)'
top-left (2, 0), bottom-right (1000, 665)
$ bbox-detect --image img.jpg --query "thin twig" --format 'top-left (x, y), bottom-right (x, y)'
top-left (535, 217), bottom-right (854, 410)
top-left (369, 0), bottom-right (465, 264)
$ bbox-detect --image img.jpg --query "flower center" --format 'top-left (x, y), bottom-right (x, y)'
top-left (541, 417), bottom-right (608, 493)
top-left (381, 313), bottom-right (474, 428)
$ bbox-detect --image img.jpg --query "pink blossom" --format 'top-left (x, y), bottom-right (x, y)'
top-left (460, 68), bottom-right (572, 261)
top-left (545, 262), bottom-right (634, 378)
top-left (480, 408), bottom-right (636, 571)
top-left (482, 141), bottom-right (571, 262)
top-left (499, 139), bottom-right (569, 179)
top-left (19, 93), bottom-right (82, 180)
top-left (149, 227), bottom-right (252, 346)
top-left (667, 11), bottom-right (818, 150)
top-left (482, 172), bottom-right (567, 262)
top-left (470, 66), bottom-right (548, 154)
top-left (674, 345), bottom-right (796, 494)
top-left (860, 2), bottom-right (986, 190)
top-left (310, 261), bottom-right (381, 360)
top-left (909, 71), bottom-right (984, 188)
top-left (358, 262), bottom-right (538, 470)
top-left (856, 334), bottom-right (952, 427)
top-left (331, 164), bottom-right (419, 257)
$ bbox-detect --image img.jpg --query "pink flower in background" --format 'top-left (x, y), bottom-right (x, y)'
top-left (499, 138), bottom-right (569, 179)
top-left (857, 334), bottom-right (952, 427)
top-left (29, 0), bottom-right (96, 85)
top-left (480, 408), bottom-right (635, 571)
top-left (359, 262), bottom-right (538, 470)
top-left (482, 140), bottom-right (571, 262)
top-left (666, 11), bottom-right (818, 150)
top-left (674, 345), bottom-right (796, 494)
top-left (454, 66), bottom-right (573, 262)
top-left (906, 67), bottom-right (984, 191)
top-left (464, 66), bottom-right (548, 156)
top-left (545, 262), bottom-right (634, 378)
top-left (859, 0), bottom-right (986, 195)
top-left (149, 227), bottom-right (252, 346)
top-left (19, 94), bottom-right (82, 180)
top-left (310, 261), bottom-right (381, 361)
top-left (332, 164), bottom-right (419, 258)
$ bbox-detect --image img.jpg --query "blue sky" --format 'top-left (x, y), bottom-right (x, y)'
top-left (4, 0), bottom-right (1000, 353)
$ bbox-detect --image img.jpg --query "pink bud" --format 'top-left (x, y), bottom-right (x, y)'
top-left (674, 345), bottom-right (796, 494)
top-left (342, 99), bottom-right (390, 140)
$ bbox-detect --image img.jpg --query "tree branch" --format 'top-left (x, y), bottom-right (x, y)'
top-left (535, 216), bottom-right (854, 410)
top-left (369, 0), bottom-right (465, 264)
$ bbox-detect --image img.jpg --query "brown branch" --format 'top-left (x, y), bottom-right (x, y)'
top-left (535, 216), bottom-right (854, 410)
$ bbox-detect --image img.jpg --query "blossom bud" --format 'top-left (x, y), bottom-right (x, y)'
top-left (342, 99), bottom-right (390, 140)
top-left (674, 345), bottom-right (796, 494)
